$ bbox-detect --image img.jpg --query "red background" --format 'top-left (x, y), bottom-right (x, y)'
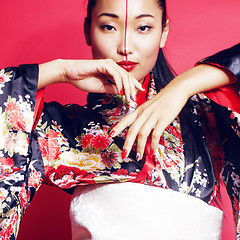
top-left (0, 0), bottom-right (239, 239)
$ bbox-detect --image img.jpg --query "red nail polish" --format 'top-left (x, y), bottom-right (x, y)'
top-left (122, 149), bottom-right (127, 159)
top-left (109, 130), bottom-right (115, 138)
top-left (120, 89), bottom-right (124, 96)
top-left (150, 149), bottom-right (155, 156)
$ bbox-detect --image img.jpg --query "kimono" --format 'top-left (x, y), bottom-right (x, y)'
top-left (0, 43), bottom-right (240, 239)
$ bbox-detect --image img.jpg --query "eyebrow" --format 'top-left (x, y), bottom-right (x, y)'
top-left (98, 13), bottom-right (155, 19)
top-left (98, 13), bottom-right (119, 18)
top-left (136, 14), bottom-right (155, 19)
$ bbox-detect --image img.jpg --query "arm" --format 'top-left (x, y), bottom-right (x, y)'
top-left (111, 44), bottom-right (239, 159)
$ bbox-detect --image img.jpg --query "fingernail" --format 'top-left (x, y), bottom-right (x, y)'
top-left (150, 149), bottom-right (155, 156)
top-left (122, 149), bottom-right (127, 159)
top-left (120, 89), bottom-right (124, 96)
top-left (136, 153), bottom-right (141, 161)
top-left (109, 130), bottom-right (115, 138)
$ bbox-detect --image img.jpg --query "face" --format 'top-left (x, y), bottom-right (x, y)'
top-left (85, 0), bottom-right (169, 83)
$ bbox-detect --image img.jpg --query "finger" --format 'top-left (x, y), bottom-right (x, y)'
top-left (150, 122), bottom-right (165, 155)
top-left (121, 72), bottom-right (131, 102)
top-left (132, 76), bottom-right (145, 92)
top-left (111, 112), bottom-right (137, 138)
top-left (99, 59), bottom-right (123, 94)
top-left (122, 111), bottom-right (151, 158)
top-left (136, 119), bottom-right (156, 159)
top-left (122, 122), bottom-right (143, 159)
top-left (111, 61), bottom-right (133, 101)
top-left (102, 82), bottom-right (119, 94)
top-left (129, 75), bottom-right (137, 101)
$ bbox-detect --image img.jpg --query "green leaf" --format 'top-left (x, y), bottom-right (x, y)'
top-left (112, 161), bottom-right (121, 169)
top-left (108, 143), bottom-right (120, 152)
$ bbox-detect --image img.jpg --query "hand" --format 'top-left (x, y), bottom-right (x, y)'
top-left (110, 64), bottom-right (236, 159)
top-left (110, 79), bottom-right (189, 159)
top-left (39, 59), bottom-right (144, 101)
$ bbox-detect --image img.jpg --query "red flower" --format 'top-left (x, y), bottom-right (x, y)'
top-left (0, 157), bottom-right (14, 167)
top-left (19, 183), bottom-right (30, 209)
top-left (38, 136), bottom-right (61, 163)
top-left (53, 165), bottom-right (73, 181)
top-left (9, 210), bottom-right (18, 235)
top-left (45, 129), bottom-right (60, 138)
top-left (0, 76), bottom-right (5, 83)
top-left (28, 169), bottom-right (43, 188)
top-left (101, 150), bottom-right (118, 168)
top-left (90, 134), bottom-right (111, 150)
top-left (0, 210), bottom-right (18, 239)
top-left (49, 171), bottom-right (79, 189)
top-left (0, 229), bottom-right (10, 240)
top-left (6, 101), bottom-right (21, 113)
top-left (81, 134), bottom-right (94, 148)
top-left (9, 111), bottom-right (26, 131)
top-left (113, 169), bottom-right (129, 176)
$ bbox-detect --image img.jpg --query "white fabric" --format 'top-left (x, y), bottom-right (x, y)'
top-left (70, 182), bottom-right (223, 240)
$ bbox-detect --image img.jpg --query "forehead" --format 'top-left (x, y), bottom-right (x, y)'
top-left (92, 0), bottom-right (162, 18)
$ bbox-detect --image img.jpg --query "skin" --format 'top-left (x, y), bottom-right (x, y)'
top-left (112, 64), bottom-right (236, 159)
top-left (38, 0), bottom-right (236, 160)
top-left (38, 58), bottom-right (144, 100)
top-left (87, 0), bottom-right (169, 83)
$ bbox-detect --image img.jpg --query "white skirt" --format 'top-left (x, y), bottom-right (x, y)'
top-left (70, 182), bottom-right (223, 240)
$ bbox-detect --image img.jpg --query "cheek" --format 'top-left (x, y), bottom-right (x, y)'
top-left (132, 37), bottom-right (161, 82)
top-left (90, 29), bottom-right (115, 59)
top-left (138, 37), bottom-right (161, 67)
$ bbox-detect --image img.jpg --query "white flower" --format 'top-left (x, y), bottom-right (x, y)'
top-left (10, 186), bottom-right (22, 193)
top-left (194, 169), bottom-right (202, 185)
top-left (195, 189), bottom-right (201, 198)
top-left (179, 181), bottom-right (189, 193)
top-left (54, 150), bottom-right (106, 171)
top-left (200, 177), bottom-right (207, 187)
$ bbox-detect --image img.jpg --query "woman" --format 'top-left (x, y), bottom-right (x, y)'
top-left (0, 0), bottom-right (239, 239)
top-left (68, 0), bottom-right (240, 239)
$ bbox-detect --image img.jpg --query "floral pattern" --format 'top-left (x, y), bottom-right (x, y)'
top-left (0, 65), bottom-right (44, 240)
top-left (1, 52), bottom-right (240, 239)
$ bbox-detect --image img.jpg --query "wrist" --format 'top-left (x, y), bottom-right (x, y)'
top-left (53, 59), bottom-right (68, 84)
top-left (38, 59), bottom-right (67, 89)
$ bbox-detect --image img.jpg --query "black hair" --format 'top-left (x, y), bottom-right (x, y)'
top-left (86, 0), bottom-right (175, 91)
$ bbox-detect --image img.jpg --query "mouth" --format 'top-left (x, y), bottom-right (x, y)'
top-left (117, 61), bottom-right (137, 71)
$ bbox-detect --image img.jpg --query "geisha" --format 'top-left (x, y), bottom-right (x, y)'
top-left (0, 0), bottom-right (240, 239)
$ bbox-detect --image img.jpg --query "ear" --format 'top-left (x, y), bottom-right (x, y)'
top-left (160, 19), bottom-right (169, 48)
top-left (84, 17), bottom-right (92, 46)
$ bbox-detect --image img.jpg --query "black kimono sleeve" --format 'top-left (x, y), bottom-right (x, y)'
top-left (0, 64), bottom-right (44, 240)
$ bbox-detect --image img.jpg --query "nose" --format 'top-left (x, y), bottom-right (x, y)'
top-left (117, 30), bottom-right (133, 57)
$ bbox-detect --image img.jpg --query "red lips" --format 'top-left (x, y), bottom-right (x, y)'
top-left (117, 61), bottom-right (137, 71)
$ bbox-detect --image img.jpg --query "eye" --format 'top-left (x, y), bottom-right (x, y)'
top-left (99, 24), bottom-right (116, 31)
top-left (138, 25), bottom-right (152, 33)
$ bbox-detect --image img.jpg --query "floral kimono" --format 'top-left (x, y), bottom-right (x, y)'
top-left (0, 43), bottom-right (240, 239)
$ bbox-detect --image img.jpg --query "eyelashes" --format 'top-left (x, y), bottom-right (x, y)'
top-left (99, 24), bottom-right (153, 33)
top-left (99, 24), bottom-right (116, 31)
top-left (138, 25), bottom-right (152, 33)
